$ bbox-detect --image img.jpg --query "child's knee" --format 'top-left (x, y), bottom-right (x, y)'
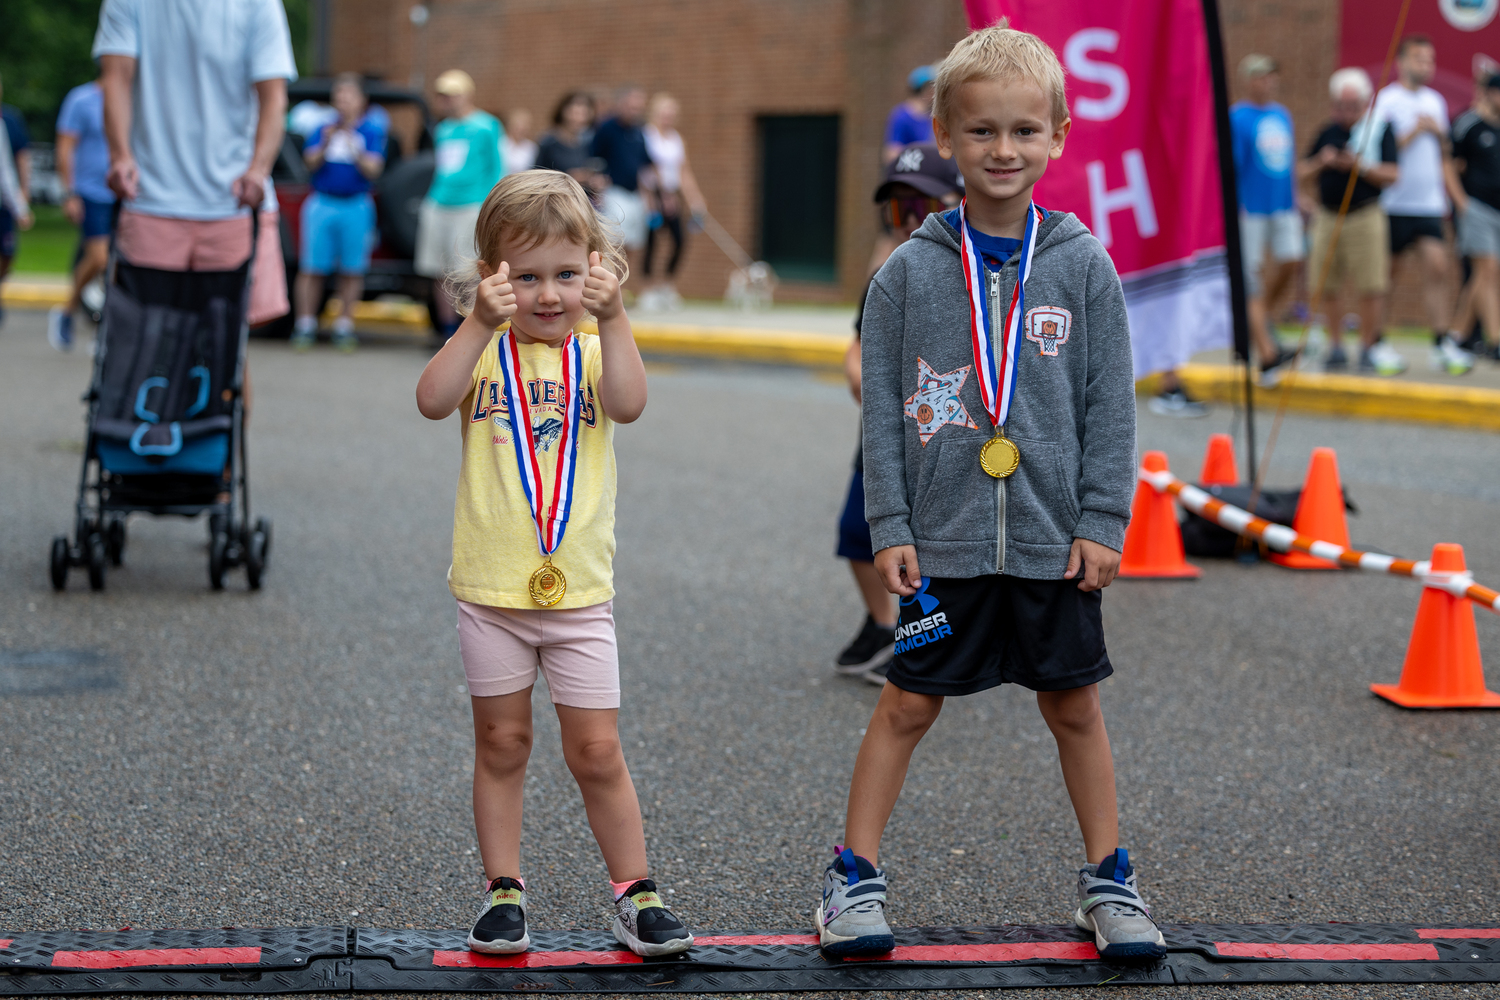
top-left (564, 735), bottom-right (626, 785)
top-left (476, 723), bottom-right (533, 773)
top-left (877, 688), bottom-right (943, 736)
top-left (1038, 686), bottom-right (1102, 735)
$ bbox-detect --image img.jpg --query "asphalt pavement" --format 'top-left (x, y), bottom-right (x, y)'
top-left (2, 311), bottom-right (1498, 999)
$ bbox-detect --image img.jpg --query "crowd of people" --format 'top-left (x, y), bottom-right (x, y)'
top-left (1155, 36), bottom-right (1500, 416)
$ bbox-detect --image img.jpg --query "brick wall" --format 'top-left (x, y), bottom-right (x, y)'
top-left (327, 0), bottom-right (1440, 324)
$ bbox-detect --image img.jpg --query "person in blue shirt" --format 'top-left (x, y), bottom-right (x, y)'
top-left (293, 73), bottom-right (386, 352)
top-left (1229, 54), bottom-right (1301, 379)
top-left (49, 77), bottom-right (116, 351)
top-left (0, 72), bottom-right (33, 330)
top-left (882, 65), bottom-right (936, 164)
top-left (591, 85), bottom-right (655, 285)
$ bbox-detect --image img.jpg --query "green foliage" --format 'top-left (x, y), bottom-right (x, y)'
top-left (0, 0), bottom-right (311, 144)
top-left (0, 0), bottom-right (105, 142)
top-left (13, 204), bottom-right (78, 275)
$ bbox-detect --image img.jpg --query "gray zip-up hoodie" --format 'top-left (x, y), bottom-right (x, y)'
top-left (861, 209), bottom-right (1136, 580)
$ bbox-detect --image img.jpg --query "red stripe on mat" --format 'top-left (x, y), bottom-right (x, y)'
top-left (1418, 929), bottom-right (1500, 939)
top-left (1215, 942), bottom-right (1438, 961)
top-left (51, 947), bottom-right (263, 969)
top-left (0, 940), bottom-right (11, 949)
top-left (433, 949), bottom-right (642, 969)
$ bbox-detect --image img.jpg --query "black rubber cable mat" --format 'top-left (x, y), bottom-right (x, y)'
top-left (1, 923), bottom-right (1496, 993)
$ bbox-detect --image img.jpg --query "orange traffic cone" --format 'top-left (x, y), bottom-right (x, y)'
top-left (1270, 447), bottom-right (1349, 570)
top-left (1371, 544), bottom-right (1500, 708)
top-left (1198, 433), bottom-right (1239, 485)
top-left (1119, 452), bottom-right (1201, 579)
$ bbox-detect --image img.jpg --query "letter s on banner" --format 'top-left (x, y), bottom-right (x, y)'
top-left (1064, 28), bottom-right (1130, 121)
top-left (1085, 150), bottom-right (1159, 248)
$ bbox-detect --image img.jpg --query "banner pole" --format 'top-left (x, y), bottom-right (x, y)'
top-left (1199, 0), bottom-right (1256, 477)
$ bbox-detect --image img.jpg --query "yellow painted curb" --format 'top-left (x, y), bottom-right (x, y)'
top-left (3, 283), bottom-right (68, 309)
top-left (626, 323), bottom-right (846, 368)
top-left (1137, 363), bottom-right (1500, 433)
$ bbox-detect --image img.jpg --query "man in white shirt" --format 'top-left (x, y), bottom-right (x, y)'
top-left (94, 0), bottom-right (296, 327)
top-left (1373, 34), bottom-right (1474, 375)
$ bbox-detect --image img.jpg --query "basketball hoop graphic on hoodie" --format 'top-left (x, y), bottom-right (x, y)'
top-left (1024, 306), bottom-right (1072, 357)
top-left (904, 357), bottom-right (979, 444)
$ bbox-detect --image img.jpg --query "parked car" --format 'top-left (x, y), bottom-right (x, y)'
top-left (261, 77), bottom-right (439, 335)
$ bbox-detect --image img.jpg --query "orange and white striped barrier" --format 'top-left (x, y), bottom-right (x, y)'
top-left (1138, 467), bottom-right (1500, 615)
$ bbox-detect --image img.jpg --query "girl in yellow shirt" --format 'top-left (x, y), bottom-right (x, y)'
top-left (416, 171), bottom-right (692, 957)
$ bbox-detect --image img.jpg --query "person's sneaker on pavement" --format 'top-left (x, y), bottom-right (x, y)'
top-left (47, 307), bottom-right (74, 352)
top-left (1429, 334), bottom-right (1475, 376)
top-left (836, 614), bottom-right (895, 673)
top-left (612, 878), bottom-right (693, 957)
top-left (1360, 340), bottom-right (1407, 376)
top-left (291, 316), bottom-right (317, 352)
top-left (332, 316), bottom-right (358, 353)
top-left (1146, 388), bottom-right (1208, 418)
top-left (1322, 344), bottom-right (1348, 371)
top-left (467, 876), bottom-right (530, 954)
top-left (1073, 848), bottom-right (1166, 961)
top-left (1257, 345), bottom-right (1299, 385)
top-left (862, 655), bottom-right (893, 687)
top-left (816, 846), bottom-right (894, 956)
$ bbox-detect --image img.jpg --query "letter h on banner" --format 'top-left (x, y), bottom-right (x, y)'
top-left (1085, 150), bottom-right (1159, 248)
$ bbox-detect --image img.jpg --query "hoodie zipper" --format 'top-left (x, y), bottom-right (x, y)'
top-left (987, 266), bottom-right (1005, 574)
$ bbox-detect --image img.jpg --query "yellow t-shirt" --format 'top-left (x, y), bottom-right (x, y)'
top-left (448, 331), bottom-right (615, 608)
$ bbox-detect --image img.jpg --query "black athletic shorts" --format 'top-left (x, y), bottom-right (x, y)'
top-left (884, 575), bottom-right (1113, 696)
top-left (1388, 214), bottom-right (1445, 256)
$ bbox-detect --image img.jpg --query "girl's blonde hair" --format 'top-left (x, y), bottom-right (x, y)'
top-left (933, 19), bottom-right (1069, 129)
top-left (444, 170), bottom-right (628, 316)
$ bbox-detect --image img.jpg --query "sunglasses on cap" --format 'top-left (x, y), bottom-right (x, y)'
top-left (887, 195), bottom-right (947, 230)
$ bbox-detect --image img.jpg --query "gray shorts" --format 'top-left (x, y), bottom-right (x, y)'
top-left (1458, 197), bottom-right (1500, 259)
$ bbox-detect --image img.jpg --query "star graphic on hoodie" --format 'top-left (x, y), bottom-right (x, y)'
top-left (904, 357), bottom-right (979, 445)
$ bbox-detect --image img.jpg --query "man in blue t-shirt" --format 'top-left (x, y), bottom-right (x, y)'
top-left (1230, 54), bottom-right (1301, 379)
top-left (591, 85), bottom-right (654, 282)
top-left (292, 73), bottom-right (386, 352)
top-left (882, 65), bottom-right (935, 164)
top-left (49, 77), bottom-right (117, 351)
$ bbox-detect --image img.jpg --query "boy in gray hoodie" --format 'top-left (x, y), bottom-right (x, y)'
top-left (814, 23), bottom-right (1163, 962)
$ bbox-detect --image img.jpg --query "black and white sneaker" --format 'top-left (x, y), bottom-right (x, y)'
top-left (835, 615), bottom-right (895, 673)
top-left (612, 878), bottom-right (693, 957)
top-left (1146, 389), bottom-right (1208, 418)
top-left (467, 876), bottom-right (529, 954)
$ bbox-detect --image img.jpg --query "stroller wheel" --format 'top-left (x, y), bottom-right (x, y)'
top-left (50, 536), bottom-right (70, 591)
top-left (255, 517), bottom-right (272, 561)
top-left (209, 530), bottom-right (228, 591)
top-left (86, 534), bottom-right (107, 591)
top-left (246, 529), bottom-right (267, 590)
top-left (106, 518), bottom-right (127, 566)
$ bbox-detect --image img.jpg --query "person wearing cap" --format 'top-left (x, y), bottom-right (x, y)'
top-left (832, 143), bottom-right (962, 686)
top-left (1229, 53), bottom-right (1301, 382)
top-left (1446, 71), bottom-right (1500, 360)
top-left (416, 69), bottom-right (504, 340)
top-left (882, 66), bottom-right (937, 164)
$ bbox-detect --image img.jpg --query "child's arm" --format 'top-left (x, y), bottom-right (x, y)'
top-left (584, 251), bottom-right (648, 423)
top-left (415, 263), bottom-right (514, 419)
top-left (859, 267), bottom-right (920, 596)
top-left (1069, 251), bottom-right (1138, 590)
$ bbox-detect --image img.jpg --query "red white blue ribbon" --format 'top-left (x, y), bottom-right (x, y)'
top-left (496, 330), bottom-right (584, 557)
top-left (958, 199), bottom-right (1043, 430)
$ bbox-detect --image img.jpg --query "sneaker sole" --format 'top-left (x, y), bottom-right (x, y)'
top-left (815, 905), bottom-right (894, 956)
top-left (612, 916), bottom-right (693, 957)
top-left (1072, 908), bottom-right (1166, 961)
top-left (466, 930), bottom-right (530, 954)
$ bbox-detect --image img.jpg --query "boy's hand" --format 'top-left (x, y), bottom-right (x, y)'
top-left (874, 545), bottom-right (921, 596)
top-left (583, 251), bottom-right (624, 320)
top-left (1065, 538), bottom-right (1120, 591)
top-left (473, 261), bottom-right (516, 330)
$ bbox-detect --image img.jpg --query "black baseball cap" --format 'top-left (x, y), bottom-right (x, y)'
top-left (874, 143), bottom-right (963, 202)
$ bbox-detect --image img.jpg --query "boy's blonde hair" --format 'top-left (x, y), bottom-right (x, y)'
top-left (445, 170), bottom-right (628, 316)
top-left (933, 19), bottom-right (1069, 128)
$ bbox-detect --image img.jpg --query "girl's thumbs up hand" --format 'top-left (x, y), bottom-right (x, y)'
top-left (582, 251), bottom-right (623, 321)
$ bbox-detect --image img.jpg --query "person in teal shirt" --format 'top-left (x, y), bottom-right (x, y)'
top-left (416, 68), bottom-right (504, 338)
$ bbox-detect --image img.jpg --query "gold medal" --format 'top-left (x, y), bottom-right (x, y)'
top-left (979, 432), bottom-right (1020, 478)
top-left (528, 560), bottom-right (567, 607)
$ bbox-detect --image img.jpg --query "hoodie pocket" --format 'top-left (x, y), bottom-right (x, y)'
top-left (1005, 436), bottom-right (1081, 547)
top-left (910, 435), bottom-right (996, 541)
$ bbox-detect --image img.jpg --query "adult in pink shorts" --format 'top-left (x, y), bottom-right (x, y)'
top-left (94, 0), bottom-right (296, 329)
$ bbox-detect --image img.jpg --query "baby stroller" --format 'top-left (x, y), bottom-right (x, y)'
top-left (49, 211), bottom-right (270, 592)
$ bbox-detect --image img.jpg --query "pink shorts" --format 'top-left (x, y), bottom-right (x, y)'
top-left (116, 209), bottom-right (289, 325)
top-left (456, 600), bottom-right (620, 708)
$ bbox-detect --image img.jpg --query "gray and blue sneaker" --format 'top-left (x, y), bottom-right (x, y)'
top-left (1073, 848), bottom-right (1165, 960)
top-left (612, 878), bottom-right (693, 956)
top-left (47, 307), bottom-right (74, 352)
top-left (815, 846), bottom-right (893, 956)
top-left (467, 876), bottom-right (529, 954)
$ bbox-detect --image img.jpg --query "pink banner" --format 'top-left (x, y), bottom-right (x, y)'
top-left (964, 0), bottom-right (1232, 374)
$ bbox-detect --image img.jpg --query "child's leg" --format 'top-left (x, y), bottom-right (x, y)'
top-left (471, 689), bottom-right (535, 880)
top-left (843, 683), bottom-right (944, 864)
top-left (555, 705), bottom-right (647, 883)
top-left (1036, 684), bottom-right (1118, 863)
top-left (849, 559), bottom-right (898, 626)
